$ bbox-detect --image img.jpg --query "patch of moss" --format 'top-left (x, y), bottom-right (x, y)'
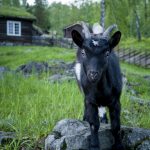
top-left (0, 6), bottom-right (36, 20)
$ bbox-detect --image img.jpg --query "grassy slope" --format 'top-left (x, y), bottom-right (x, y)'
top-left (0, 46), bottom-right (75, 69)
top-left (120, 38), bottom-right (150, 52)
top-left (0, 46), bottom-right (150, 149)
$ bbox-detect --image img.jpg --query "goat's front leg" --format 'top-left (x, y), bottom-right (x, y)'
top-left (84, 99), bottom-right (100, 150)
top-left (108, 100), bottom-right (124, 150)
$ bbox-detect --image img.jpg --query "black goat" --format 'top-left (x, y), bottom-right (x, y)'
top-left (71, 22), bottom-right (124, 150)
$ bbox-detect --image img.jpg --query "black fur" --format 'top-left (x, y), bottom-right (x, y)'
top-left (72, 30), bottom-right (124, 150)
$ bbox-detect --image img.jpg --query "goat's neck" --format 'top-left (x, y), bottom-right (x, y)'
top-left (99, 69), bottom-right (112, 94)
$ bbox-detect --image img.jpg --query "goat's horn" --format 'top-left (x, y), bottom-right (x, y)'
top-left (103, 24), bottom-right (118, 37)
top-left (81, 21), bottom-right (91, 39)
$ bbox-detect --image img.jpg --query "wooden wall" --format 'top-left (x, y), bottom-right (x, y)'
top-left (0, 18), bottom-right (33, 43)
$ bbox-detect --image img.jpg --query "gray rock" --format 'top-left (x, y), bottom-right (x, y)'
top-left (144, 75), bottom-right (150, 81)
top-left (122, 127), bottom-right (150, 149)
top-left (136, 140), bottom-right (150, 150)
top-left (45, 135), bottom-right (66, 150)
top-left (0, 131), bottom-right (15, 145)
top-left (0, 66), bottom-right (10, 79)
top-left (60, 75), bottom-right (75, 82)
top-left (0, 66), bottom-right (9, 73)
top-left (127, 86), bottom-right (139, 96)
top-left (130, 96), bottom-right (150, 107)
top-left (45, 119), bottom-right (150, 150)
top-left (49, 74), bottom-right (75, 83)
top-left (16, 61), bottom-right (49, 75)
top-left (48, 61), bottom-right (75, 83)
top-left (49, 74), bottom-right (62, 81)
top-left (16, 60), bottom-right (75, 78)
top-left (122, 73), bottom-right (127, 89)
top-left (48, 61), bottom-right (75, 76)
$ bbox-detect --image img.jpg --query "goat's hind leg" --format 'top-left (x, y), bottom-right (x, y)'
top-left (84, 100), bottom-right (100, 150)
top-left (109, 100), bottom-right (124, 150)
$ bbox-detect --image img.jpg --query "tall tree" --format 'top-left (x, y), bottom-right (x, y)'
top-left (34, 0), bottom-right (50, 30)
top-left (100, 0), bottom-right (105, 28)
top-left (1, 0), bottom-right (12, 6)
top-left (134, 10), bottom-right (141, 41)
top-left (1, 0), bottom-right (20, 6)
top-left (12, 0), bottom-right (20, 7)
top-left (22, 0), bottom-right (27, 7)
top-left (128, 0), bottom-right (142, 41)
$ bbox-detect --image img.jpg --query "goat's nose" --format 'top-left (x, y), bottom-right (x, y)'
top-left (89, 71), bottom-right (99, 80)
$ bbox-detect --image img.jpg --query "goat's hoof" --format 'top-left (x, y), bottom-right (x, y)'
top-left (111, 143), bottom-right (125, 150)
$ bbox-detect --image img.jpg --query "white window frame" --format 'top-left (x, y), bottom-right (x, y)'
top-left (7, 21), bottom-right (21, 36)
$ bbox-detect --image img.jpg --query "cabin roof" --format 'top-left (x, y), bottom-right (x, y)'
top-left (64, 23), bottom-right (82, 30)
top-left (0, 6), bottom-right (36, 21)
top-left (63, 22), bottom-right (83, 38)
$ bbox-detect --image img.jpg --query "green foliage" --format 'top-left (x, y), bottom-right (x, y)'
top-left (0, 6), bottom-right (36, 20)
top-left (105, 0), bottom-right (130, 38)
top-left (48, 3), bottom-right (72, 35)
top-left (12, 0), bottom-right (20, 7)
top-left (44, 0), bottom-right (150, 38)
top-left (1, 0), bottom-right (20, 7)
top-left (33, 0), bottom-right (50, 30)
top-left (22, 0), bottom-right (27, 7)
top-left (48, 1), bottom-right (100, 35)
top-left (1, 0), bottom-right (149, 38)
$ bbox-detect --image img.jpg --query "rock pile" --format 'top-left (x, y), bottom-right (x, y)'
top-left (45, 119), bottom-right (150, 150)
top-left (16, 61), bottom-right (49, 75)
top-left (15, 60), bottom-right (76, 82)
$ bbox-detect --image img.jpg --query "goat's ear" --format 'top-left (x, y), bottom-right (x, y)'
top-left (109, 31), bottom-right (121, 49)
top-left (71, 30), bottom-right (84, 48)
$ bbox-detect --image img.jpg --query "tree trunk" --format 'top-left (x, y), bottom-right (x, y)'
top-left (22, 0), bottom-right (27, 7)
top-left (134, 10), bottom-right (141, 41)
top-left (144, 0), bottom-right (147, 21)
top-left (100, 0), bottom-right (105, 28)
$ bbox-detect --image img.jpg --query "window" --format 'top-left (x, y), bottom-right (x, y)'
top-left (7, 21), bottom-right (21, 36)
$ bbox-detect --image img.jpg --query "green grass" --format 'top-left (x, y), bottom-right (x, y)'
top-left (121, 89), bottom-right (150, 128)
top-left (120, 38), bottom-right (150, 52)
top-left (121, 62), bottom-right (150, 76)
top-left (0, 72), bottom-right (150, 149)
top-left (0, 73), bottom-right (83, 149)
top-left (0, 6), bottom-right (35, 20)
top-left (121, 62), bottom-right (150, 100)
top-left (0, 46), bottom-right (150, 149)
top-left (0, 46), bottom-right (75, 69)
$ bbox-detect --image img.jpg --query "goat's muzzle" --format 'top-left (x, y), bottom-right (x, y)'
top-left (88, 70), bottom-right (100, 83)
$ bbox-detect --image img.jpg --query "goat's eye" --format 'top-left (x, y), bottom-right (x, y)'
top-left (81, 49), bottom-right (86, 57)
top-left (105, 51), bottom-right (110, 57)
